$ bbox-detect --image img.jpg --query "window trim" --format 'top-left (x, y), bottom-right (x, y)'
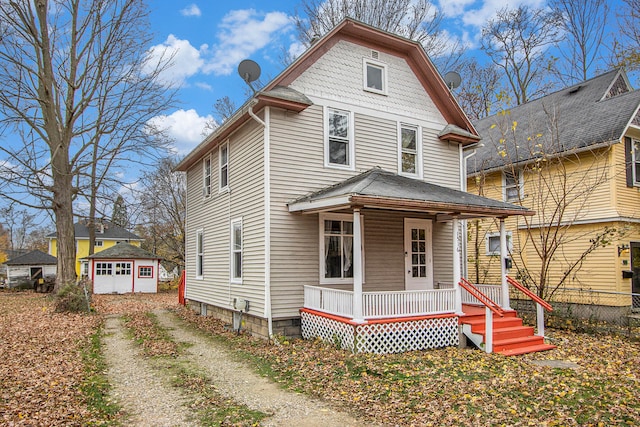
top-left (318, 213), bottom-right (364, 285)
top-left (633, 138), bottom-right (640, 186)
top-left (219, 141), bottom-right (229, 192)
top-left (195, 228), bottom-right (204, 280)
top-left (95, 262), bottom-right (112, 276)
top-left (203, 155), bottom-right (212, 198)
top-left (324, 107), bottom-right (355, 170)
top-left (114, 262), bottom-right (131, 276)
top-left (362, 58), bottom-right (388, 95)
top-left (486, 231), bottom-right (513, 256)
top-left (397, 123), bottom-right (423, 178)
top-left (502, 169), bottom-right (524, 202)
top-left (138, 266), bottom-right (154, 278)
top-left (230, 218), bottom-right (243, 284)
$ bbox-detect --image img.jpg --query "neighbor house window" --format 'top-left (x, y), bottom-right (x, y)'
top-left (219, 142), bottom-right (229, 191)
top-left (486, 232), bottom-right (513, 256)
top-left (94, 240), bottom-right (103, 247)
top-left (203, 156), bottom-right (211, 197)
top-left (325, 108), bottom-right (353, 168)
top-left (95, 262), bottom-right (112, 276)
top-left (363, 58), bottom-right (387, 95)
top-left (320, 214), bottom-right (362, 283)
top-left (503, 170), bottom-right (523, 202)
top-left (138, 266), bottom-right (153, 278)
top-left (115, 262), bottom-right (131, 275)
top-left (196, 229), bottom-right (204, 279)
top-left (231, 219), bottom-right (242, 283)
top-left (398, 123), bottom-right (422, 177)
top-left (634, 139), bottom-right (640, 185)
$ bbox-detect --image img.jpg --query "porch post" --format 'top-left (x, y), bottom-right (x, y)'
top-left (500, 218), bottom-right (511, 310)
top-left (452, 217), bottom-right (464, 315)
top-left (352, 208), bottom-right (365, 323)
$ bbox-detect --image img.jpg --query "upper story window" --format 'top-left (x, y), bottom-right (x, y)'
top-left (633, 139), bottom-right (640, 186)
top-left (398, 123), bottom-right (422, 177)
top-left (219, 142), bottom-right (229, 191)
top-left (325, 108), bottom-right (354, 169)
top-left (231, 219), bottom-right (242, 283)
top-left (503, 169), bottom-right (523, 202)
top-left (203, 156), bottom-right (211, 197)
top-left (94, 240), bottom-right (103, 247)
top-left (363, 57), bottom-right (387, 95)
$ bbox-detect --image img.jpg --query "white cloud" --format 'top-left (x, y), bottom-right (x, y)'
top-left (180, 4), bottom-right (201, 17)
top-left (203, 9), bottom-right (293, 76)
top-left (147, 109), bottom-right (214, 154)
top-left (287, 41), bottom-right (307, 61)
top-left (145, 35), bottom-right (205, 88)
top-left (194, 81), bottom-right (213, 91)
top-left (460, 0), bottom-right (546, 28)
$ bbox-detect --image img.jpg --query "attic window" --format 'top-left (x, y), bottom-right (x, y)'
top-left (606, 73), bottom-right (630, 99)
top-left (95, 223), bottom-right (104, 234)
top-left (363, 58), bottom-right (387, 95)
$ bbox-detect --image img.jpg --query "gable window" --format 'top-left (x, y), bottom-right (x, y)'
top-left (196, 229), bottom-right (204, 279)
top-left (319, 214), bottom-right (363, 284)
top-left (486, 232), bottom-right (513, 256)
top-left (203, 156), bottom-right (211, 197)
top-left (138, 266), bottom-right (153, 278)
top-left (398, 124), bottom-right (422, 177)
top-left (219, 142), bottom-right (229, 191)
top-left (363, 58), bottom-right (387, 95)
top-left (503, 169), bottom-right (523, 202)
top-left (325, 108), bottom-right (354, 169)
top-left (231, 219), bottom-right (242, 283)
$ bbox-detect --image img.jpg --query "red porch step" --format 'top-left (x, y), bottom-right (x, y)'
top-left (460, 306), bottom-right (556, 356)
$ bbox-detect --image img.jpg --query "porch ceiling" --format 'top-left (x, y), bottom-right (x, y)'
top-left (287, 168), bottom-right (534, 219)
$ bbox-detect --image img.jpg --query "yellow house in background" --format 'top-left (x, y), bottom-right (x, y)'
top-left (467, 69), bottom-right (640, 314)
top-left (47, 219), bottom-right (143, 277)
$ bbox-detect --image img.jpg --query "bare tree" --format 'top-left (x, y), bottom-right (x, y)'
top-left (456, 59), bottom-right (506, 121)
top-left (550, 0), bottom-right (609, 84)
top-left (213, 96), bottom-right (237, 123)
top-left (611, 0), bottom-right (640, 73)
top-left (0, 204), bottom-right (36, 251)
top-left (481, 5), bottom-right (562, 105)
top-left (0, 0), bottom-right (175, 290)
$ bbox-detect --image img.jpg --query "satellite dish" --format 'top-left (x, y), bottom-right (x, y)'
top-left (238, 59), bottom-right (261, 85)
top-left (443, 71), bottom-right (462, 90)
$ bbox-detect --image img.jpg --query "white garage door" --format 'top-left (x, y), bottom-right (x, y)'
top-left (93, 261), bottom-right (132, 294)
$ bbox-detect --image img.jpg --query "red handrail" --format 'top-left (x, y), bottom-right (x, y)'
top-left (459, 277), bottom-right (505, 317)
top-left (178, 270), bottom-right (186, 306)
top-left (506, 276), bottom-right (553, 312)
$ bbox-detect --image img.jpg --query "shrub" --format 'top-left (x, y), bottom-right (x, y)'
top-left (55, 282), bottom-right (91, 313)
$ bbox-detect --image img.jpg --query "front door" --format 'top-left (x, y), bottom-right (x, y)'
top-left (404, 218), bottom-right (433, 290)
top-left (631, 242), bottom-right (640, 308)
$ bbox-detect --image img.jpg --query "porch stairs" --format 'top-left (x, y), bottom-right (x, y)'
top-left (460, 305), bottom-right (556, 356)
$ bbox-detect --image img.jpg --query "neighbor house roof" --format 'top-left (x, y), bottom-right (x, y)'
top-left (288, 168), bottom-right (533, 218)
top-left (86, 242), bottom-right (160, 260)
top-left (46, 220), bottom-right (142, 241)
top-left (5, 250), bottom-right (57, 266)
top-left (175, 18), bottom-right (479, 172)
top-left (469, 69), bottom-right (640, 175)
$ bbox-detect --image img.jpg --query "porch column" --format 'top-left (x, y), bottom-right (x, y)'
top-left (452, 217), bottom-right (464, 315)
top-left (352, 208), bottom-right (365, 323)
top-left (500, 218), bottom-right (511, 310)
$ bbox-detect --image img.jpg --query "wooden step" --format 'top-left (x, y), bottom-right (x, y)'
top-left (497, 343), bottom-right (557, 356)
top-left (475, 325), bottom-right (535, 341)
top-left (492, 335), bottom-right (547, 352)
top-left (465, 316), bottom-right (523, 332)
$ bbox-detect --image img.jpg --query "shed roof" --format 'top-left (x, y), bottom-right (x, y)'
top-left (86, 243), bottom-right (160, 260)
top-left (5, 250), bottom-right (57, 266)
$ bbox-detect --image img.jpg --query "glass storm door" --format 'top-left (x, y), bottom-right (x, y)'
top-left (404, 218), bottom-right (433, 290)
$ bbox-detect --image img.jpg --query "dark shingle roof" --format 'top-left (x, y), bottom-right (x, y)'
top-left (5, 250), bottom-right (57, 265)
top-left (469, 69), bottom-right (640, 175)
top-left (46, 220), bottom-right (142, 240)
top-left (86, 242), bottom-right (160, 260)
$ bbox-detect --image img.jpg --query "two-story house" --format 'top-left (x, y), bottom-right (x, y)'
top-left (177, 19), bottom-right (553, 355)
top-left (468, 69), bottom-right (640, 317)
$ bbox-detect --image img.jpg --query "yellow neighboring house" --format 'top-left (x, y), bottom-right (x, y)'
top-left (47, 219), bottom-right (143, 277)
top-left (467, 69), bottom-right (640, 312)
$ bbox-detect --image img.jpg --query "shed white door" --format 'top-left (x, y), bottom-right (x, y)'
top-left (404, 218), bottom-right (433, 290)
top-left (93, 261), bottom-right (132, 294)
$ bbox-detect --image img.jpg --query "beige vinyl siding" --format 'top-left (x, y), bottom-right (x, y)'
top-left (361, 211), bottom-right (405, 291)
top-left (424, 127), bottom-right (460, 189)
top-left (433, 221), bottom-right (454, 286)
top-left (184, 119), bottom-right (266, 315)
top-left (354, 113), bottom-right (397, 171)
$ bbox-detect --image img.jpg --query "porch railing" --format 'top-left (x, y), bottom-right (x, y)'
top-left (506, 276), bottom-right (552, 337)
top-left (303, 285), bottom-right (457, 319)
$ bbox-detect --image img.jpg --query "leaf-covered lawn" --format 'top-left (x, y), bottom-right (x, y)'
top-left (175, 307), bottom-right (640, 427)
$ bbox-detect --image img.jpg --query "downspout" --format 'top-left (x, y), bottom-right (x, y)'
top-left (247, 102), bottom-right (274, 340)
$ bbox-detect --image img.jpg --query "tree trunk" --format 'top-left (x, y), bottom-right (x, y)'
top-left (52, 168), bottom-right (77, 292)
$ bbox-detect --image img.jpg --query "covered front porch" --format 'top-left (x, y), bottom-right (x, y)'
top-left (288, 169), bottom-right (552, 354)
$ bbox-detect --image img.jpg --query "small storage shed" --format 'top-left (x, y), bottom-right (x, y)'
top-left (4, 250), bottom-right (57, 288)
top-left (87, 243), bottom-right (160, 294)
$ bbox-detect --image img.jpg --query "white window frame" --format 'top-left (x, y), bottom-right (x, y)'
top-left (633, 139), bottom-right (640, 186)
top-left (94, 240), bottom-right (103, 247)
top-left (219, 142), bottom-right (229, 192)
top-left (230, 218), bottom-right (243, 284)
top-left (95, 262), bottom-right (112, 276)
top-left (324, 107), bottom-right (355, 170)
top-left (397, 123), bottom-right (423, 178)
top-left (503, 169), bottom-right (524, 202)
top-left (115, 262), bottom-right (131, 276)
top-left (319, 213), bottom-right (364, 285)
top-left (203, 155), bottom-right (212, 198)
top-left (363, 58), bottom-right (387, 95)
top-left (486, 231), bottom-right (513, 256)
top-left (195, 228), bottom-right (204, 279)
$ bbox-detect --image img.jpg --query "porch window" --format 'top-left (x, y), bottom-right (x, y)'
top-left (203, 156), bottom-right (211, 197)
top-left (115, 262), bottom-right (131, 275)
top-left (231, 219), bottom-right (242, 283)
top-left (219, 142), bottom-right (229, 191)
top-left (398, 123), bottom-right (421, 177)
top-left (325, 108), bottom-right (354, 169)
top-left (320, 214), bottom-right (357, 283)
top-left (486, 231), bottom-right (512, 256)
top-left (363, 58), bottom-right (387, 95)
top-left (95, 262), bottom-right (112, 276)
top-left (196, 229), bottom-right (204, 279)
top-left (503, 169), bottom-right (523, 202)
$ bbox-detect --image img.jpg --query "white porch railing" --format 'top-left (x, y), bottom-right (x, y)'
top-left (304, 285), bottom-right (457, 319)
top-left (461, 284), bottom-right (502, 307)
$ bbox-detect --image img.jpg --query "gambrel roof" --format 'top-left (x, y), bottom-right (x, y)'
top-left (469, 69), bottom-right (640, 175)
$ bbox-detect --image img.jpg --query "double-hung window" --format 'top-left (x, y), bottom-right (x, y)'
top-left (503, 169), bottom-right (523, 202)
top-left (196, 229), bottom-right (204, 279)
top-left (363, 58), bottom-right (387, 95)
top-left (203, 156), bottom-right (211, 197)
top-left (326, 108), bottom-right (353, 169)
top-left (399, 124), bottom-right (421, 177)
top-left (231, 219), bottom-right (242, 283)
top-left (320, 214), bottom-right (360, 283)
top-left (634, 139), bottom-right (640, 185)
top-left (219, 142), bottom-right (229, 191)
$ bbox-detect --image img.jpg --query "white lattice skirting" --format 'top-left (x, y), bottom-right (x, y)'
top-left (300, 310), bottom-right (459, 354)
